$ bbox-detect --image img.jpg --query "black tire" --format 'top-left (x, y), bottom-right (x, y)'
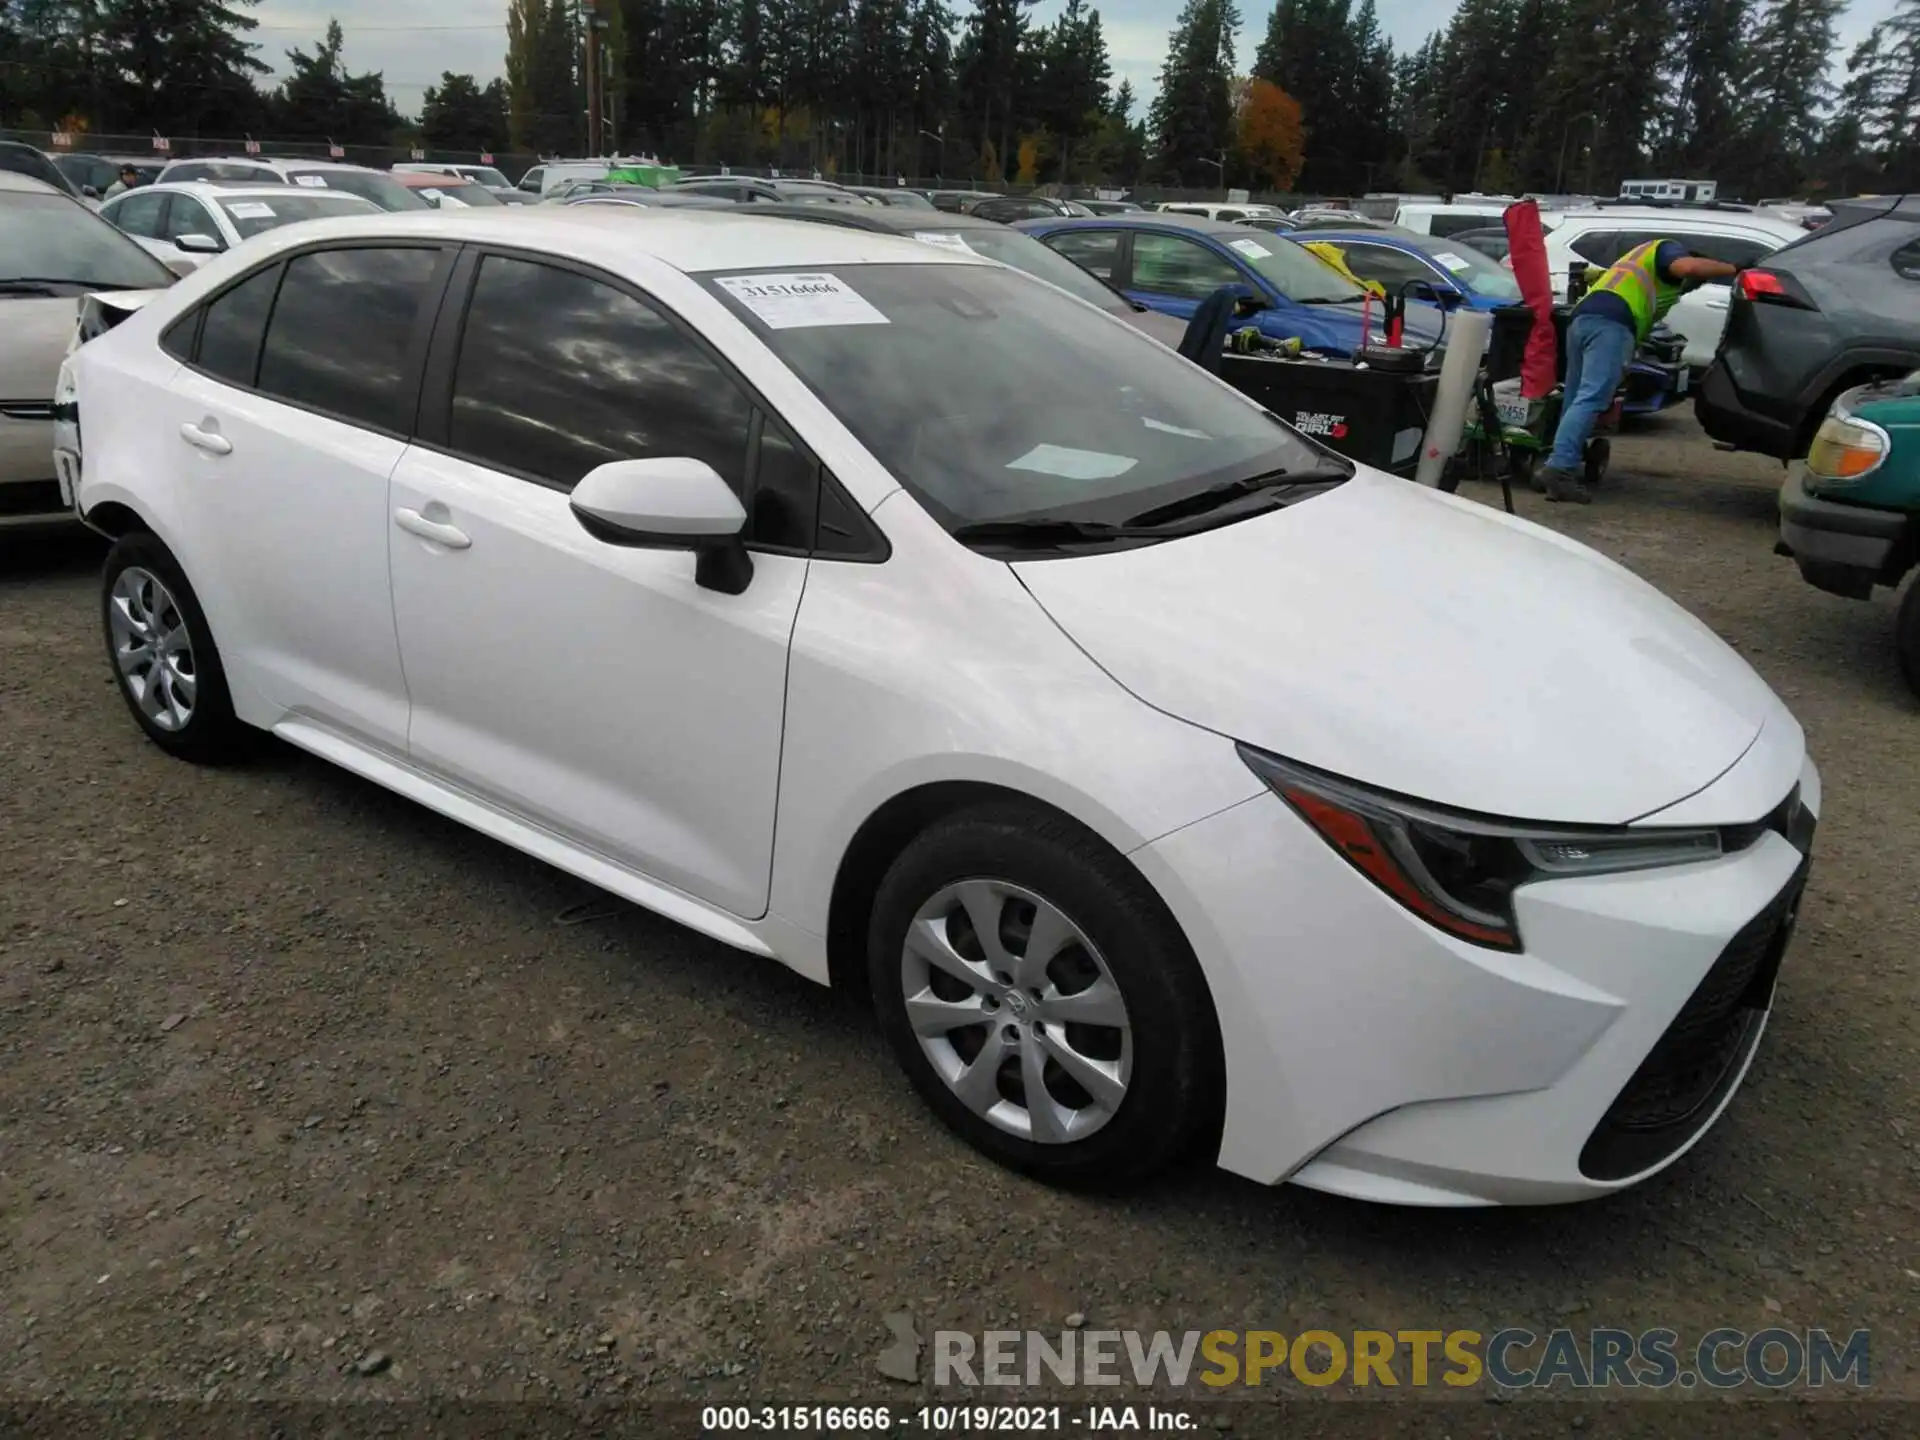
top-left (101, 531), bottom-right (251, 762)
top-left (1897, 575), bottom-right (1920, 700)
top-left (1584, 436), bottom-right (1611, 488)
top-left (867, 801), bottom-right (1223, 1188)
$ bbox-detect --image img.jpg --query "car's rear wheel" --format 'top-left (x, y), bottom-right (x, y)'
top-left (102, 532), bottom-right (250, 762)
top-left (867, 802), bottom-right (1222, 1187)
top-left (1896, 574), bottom-right (1920, 700)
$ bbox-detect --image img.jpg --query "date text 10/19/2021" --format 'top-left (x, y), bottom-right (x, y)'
top-left (700, 1407), bottom-right (1196, 1432)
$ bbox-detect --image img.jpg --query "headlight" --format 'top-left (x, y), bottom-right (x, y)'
top-left (1239, 747), bottom-right (1723, 951)
top-left (1805, 409), bottom-right (1889, 484)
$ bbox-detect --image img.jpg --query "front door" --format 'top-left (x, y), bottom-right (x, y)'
top-left (1123, 230), bottom-right (1251, 323)
top-left (388, 252), bottom-right (810, 917)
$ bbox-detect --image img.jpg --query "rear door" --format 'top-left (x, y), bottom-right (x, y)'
top-left (164, 243), bottom-right (453, 751)
top-left (1122, 230), bottom-right (1249, 322)
top-left (387, 250), bottom-right (811, 916)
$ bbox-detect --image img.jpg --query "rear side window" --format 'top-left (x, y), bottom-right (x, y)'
top-left (448, 255), bottom-right (754, 497)
top-left (1892, 239), bottom-right (1920, 282)
top-left (1570, 230), bottom-right (1623, 265)
top-left (1674, 233), bottom-right (1776, 269)
top-left (110, 190), bottom-right (166, 238)
top-left (195, 264), bottom-right (283, 385)
top-left (1045, 228), bottom-right (1122, 282)
top-left (257, 247), bottom-right (441, 432)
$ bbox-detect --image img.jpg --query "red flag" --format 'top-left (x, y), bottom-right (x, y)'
top-left (1504, 200), bottom-right (1557, 400)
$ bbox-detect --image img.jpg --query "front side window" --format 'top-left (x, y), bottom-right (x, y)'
top-left (1570, 230), bottom-right (1628, 266)
top-left (108, 190), bottom-right (165, 238)
top-left (256, 247), bottom-right (441, 432)
top-left (706, 263), bottom-right (1335, 532)
top-left (162, 196), bottom-right (223, 248)
top-left (448, 255), bottom-right (754, 499)
top-left (1045, 228), bottom-right (1122, 282)
top-left (1674, 233), bottom-right (1776, 270)
top-left (1129, 232), bottom-right (1247, 301)
top-left (195, 264), bottom-right (283, 386)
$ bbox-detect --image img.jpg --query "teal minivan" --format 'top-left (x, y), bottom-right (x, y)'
top-left (1778, 374), bottom-right (1920, 696)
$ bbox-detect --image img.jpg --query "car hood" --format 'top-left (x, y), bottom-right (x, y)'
top-left (0, 297), bottom-right (80, 403)
top-left (1012, 470), bottom-right (1780, 824)
top-left (1123, 307), bottom-right (1190, 348)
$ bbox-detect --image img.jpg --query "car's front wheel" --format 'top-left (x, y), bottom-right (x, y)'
top-left (101, 532), bottom-right (250, 762)
top-left (867, 802), bottom-right (1222, 1187)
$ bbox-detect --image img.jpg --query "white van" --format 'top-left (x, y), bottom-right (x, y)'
top-left (1155, 201), bottom-right (1285, 223)
top-left (1393, 198), bottom-right (1517, 237)
top-left (516, 160), bottom-right (617, 196)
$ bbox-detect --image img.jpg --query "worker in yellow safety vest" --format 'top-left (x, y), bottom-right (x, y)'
top-left (1538, 239), bottom-right (1738, 504)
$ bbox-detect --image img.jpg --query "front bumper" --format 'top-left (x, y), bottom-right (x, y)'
top-left (1134, 754), bottom-right (1819, 1205)
top-left (1, 408), bottom-right (78, 532)
top-left (1778, 464), bottom-right (1915, 599)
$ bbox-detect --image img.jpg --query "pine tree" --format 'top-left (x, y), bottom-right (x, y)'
top-left (1150, 0), bottom-right (1240, 185)
top-left (955, 0), bottom-right (1035, 178)
top-left (1656, 0), bottom-right (1750, 175)
top-left (269, 18), bottom-right (402, 147)
top-left (1737, 0), bottom-right (1847, 198)
top-left (96, 0), bottom-right (265, 135)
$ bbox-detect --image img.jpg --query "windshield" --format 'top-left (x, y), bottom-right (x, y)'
top-left (1, 190), bottom-right (174, 290)
top-left (419, 182), bottom-right (501, 208)
top-left (704, 264), bottom-right (1331, 531)
top-left (1227, 233), bottom-right (1366, 303)
top-left (883, 190), bottom-right (936, 209)
top-left (1415, 239), bottom-right (1522, 299)
top-left (463, 167), bottom-right (511, 189)
top-left (289, 169), bottom-right (430, 211)
top-left (217, 192), bottom-right (378, 238)
top-left (910, 227), bottom-right (1128, 314)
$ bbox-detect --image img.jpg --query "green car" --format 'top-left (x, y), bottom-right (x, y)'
top-left (1778, 373), bottom-right (1920, 696)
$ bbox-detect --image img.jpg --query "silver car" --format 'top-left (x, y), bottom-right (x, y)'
top-left (1, 172), bottom-right (177, 533)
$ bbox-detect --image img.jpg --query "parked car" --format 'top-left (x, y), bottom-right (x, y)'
top-left (514, 160), bottom-right (616, 196)
top-left (673, 175), bottom-right (868, 206)
top-left (1, 171), bottom-right (175, 533)
top-left (1776, 375), bottom-right (1920, 693)
top-left (102, 182), bottom-right (380, 270)
top-left (1543, 206), bottom-right (1807, 371)
top-left (391, 172), bottom-right (505, 208)
top-left (709, 201), bottom-right (1189, 347)
top-left (927, 188), bottom-right (1000, 213)
top-left (156, 157), bottom-right (432, 213)
top-left (0, 140), bottom-right (82, 199)
top-left (1019, 212), bottom-right (1443, 356)
top-left (1155, 202), bottom-right (1286, 223)
top-left (52, 152), bottom-right (162, 199)
top-left (842, 185), bottom-right (937, 209)
top-left (1080, 199), bottom-right (1144, 215)
top-left (562, 191), bottom-right (740, 211)
top-left (394, 161), bottom-right (516, 193)
top-left (1300, 227), bottom-right (1525, 313)
top-left (1699, 195), bottom-right (1920, 460)
top-left (58, 205), bottom-right (1819, 1204)
top-left (1451, 226), bottom-right (1513, 263)
top-left (1392, 199), bottom-right (1516, 237)
top-left (965, 194), bottom-right (1092, 223)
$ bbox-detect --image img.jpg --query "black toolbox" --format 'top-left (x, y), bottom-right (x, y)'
top-left (1218, 352), bottom-right (1441, 477)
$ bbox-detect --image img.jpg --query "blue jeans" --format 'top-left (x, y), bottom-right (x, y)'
top-left (1547, 313), bottom-right (1637, 473)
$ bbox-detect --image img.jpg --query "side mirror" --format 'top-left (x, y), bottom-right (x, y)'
top-left (569, 457), bottom-right (753, 594)
top-left (1412, 281), bottom-right (1464, 308)
top-left (82, 184), bottom-right (100, 199)
top-left (174, 233), bottom-right (224, 254)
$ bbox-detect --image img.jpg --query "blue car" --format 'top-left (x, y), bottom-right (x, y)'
top-left (1015, 213), bottom-right (1443, 357)
top-left (1292, 227), bottom-right (1526, 314)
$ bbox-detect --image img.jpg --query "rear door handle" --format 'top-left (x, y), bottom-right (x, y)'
top-left (394, 507), bottom-right (472, 550)
top-left (179, 422), bottom-right (232, 456)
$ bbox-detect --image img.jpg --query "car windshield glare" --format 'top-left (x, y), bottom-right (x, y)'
top-left (916, 229), bottom-right (1125, 312)
top-left (217, 192), bottom-right (377, 238)
top-left (704, 263), bottom-right (1331, 531)
top-left (1418, 240), bottom-right (1522, 299)
top-left (2, 191), bottom-right (174, 289)
top-left (1231, 233), bottom-right (1367, 303)
top-left (295, 171), bottom-right (431, 211)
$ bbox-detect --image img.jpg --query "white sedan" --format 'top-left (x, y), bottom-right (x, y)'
top-left (100, 182), bottom-right (379, 271)
top-left (56, 208), bottom-right (1819, 1204)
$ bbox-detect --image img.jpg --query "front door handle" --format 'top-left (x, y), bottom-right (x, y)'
top-left (179, 422), bottom-right (232, 456)
top-left (394, 507), bottom-right (472, 550)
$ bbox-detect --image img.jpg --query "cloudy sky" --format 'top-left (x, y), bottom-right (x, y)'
top-left (253, 0), bottom-right (1902, 123)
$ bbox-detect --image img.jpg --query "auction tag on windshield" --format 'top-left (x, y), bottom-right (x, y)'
top-left (1229, 238), bottom-right (1272, 259)
top-left (293, 174), bottom-right (329, 188)
top-left (912, 232), bottom-right (974, 254)
top-left (1431, 250), bottom-right (1472, 272)
top-left (228, 202), bottom-right (276, 219)
top-left (714, 272), bottom-right (889, 329)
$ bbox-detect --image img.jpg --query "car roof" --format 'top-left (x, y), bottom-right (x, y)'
top-left (741, 202), bottom-right (1002, 233)
top-left (1019, 212), bottom-right (1251, 237)
top-left (197, 207), bottom-right (988, 276)
top-left (1552, 205), bottom-right (1806, 237)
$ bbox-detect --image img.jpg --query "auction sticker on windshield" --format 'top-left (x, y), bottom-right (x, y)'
top-left (1229, 238), bottom-right (1272, 259)
top-left (714, 272), bottom-right (889, 329)
top-left (292, 174), bottom-right (329, 187)
top-left (1432, 251), bottom-right (1472, 272)
top-left (912, 232), bottom-right (974, 253)
top-left (227, 202), bottom-right (275, 219)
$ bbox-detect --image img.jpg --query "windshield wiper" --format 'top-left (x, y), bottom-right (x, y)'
top-left (950, 518), bottom-right (1168, 549)
top-left (1124, 468), bottom-right (1347, 528)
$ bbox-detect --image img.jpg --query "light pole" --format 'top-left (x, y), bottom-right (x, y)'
top-left (1555, 110), bottom-right (1596, 197)
top-left (1198, 149), bottom-right (1226, 197)
top-left (918, 126), bottom-right (944, 181)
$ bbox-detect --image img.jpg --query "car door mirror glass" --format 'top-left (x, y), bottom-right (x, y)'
top-left (174, 233), bottom-right (225, 254)
top-left (569, 457), bottom-right (754, 593)
top-left (82, 184), bottom-right (100, 199)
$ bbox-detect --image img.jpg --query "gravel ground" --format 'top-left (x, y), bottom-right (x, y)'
top-left (2, 409), bottom-right (1917, 1428)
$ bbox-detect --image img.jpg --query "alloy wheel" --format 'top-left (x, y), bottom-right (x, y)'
top-left (900, 879), bottom-right (1133, 1144)
top-left (109, 566), bottom-right (197, 732)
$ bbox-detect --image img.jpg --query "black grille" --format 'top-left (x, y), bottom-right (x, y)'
top-left (1579, 859), bottom-right (1809, 1182)
top-left (0, 479), bottom-right (64, 518)
top-left (1720, 783), bottom-right (1806, 855)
